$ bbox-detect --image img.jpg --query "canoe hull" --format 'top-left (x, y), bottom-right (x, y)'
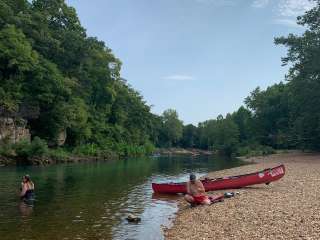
top-left (152, 164), bottom-right (285, 194)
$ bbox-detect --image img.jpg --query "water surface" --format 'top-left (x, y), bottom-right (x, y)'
top-left (0, 155), bottom-right (245, 240)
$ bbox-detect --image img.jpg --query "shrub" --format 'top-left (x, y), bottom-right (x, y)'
top-left (14, 137), bottom-right (48, 159)
top-left (237, 144), bottom-right (275, 157)
top-left (144, 141), bottom-right (155, 155)
top-left (14, 140), bottom-right (32, 159)
top-left (72, 143), bottom-right (99, 156)
top-left (0, 143), bottom-right (14, 157)
top-left (29, 137), bottom-right (49, 157)
top-left (48, 148), bottom-right (70, 162)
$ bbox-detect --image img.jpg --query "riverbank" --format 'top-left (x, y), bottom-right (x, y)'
top-left (165, 152), bottom-right (320, 239)
top-left (0, 147), bottom-right (214, 166)
top-left (155, 148), bottom-right (213, 156)
top-left (0, 151), bottom-right (119, 166)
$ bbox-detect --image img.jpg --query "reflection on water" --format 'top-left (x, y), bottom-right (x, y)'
top-left (0, 155), bottom-right (245, 240)
top-left (18, 202), bottom-right (34, 217)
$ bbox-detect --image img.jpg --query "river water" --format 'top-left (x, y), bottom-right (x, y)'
top-left (0, 155), bottom-right (245, 240)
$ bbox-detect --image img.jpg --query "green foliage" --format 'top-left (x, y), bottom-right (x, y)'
top-left (274, 1), bottom-right (320, 150)
top-left (71, 141), bottom-right (155, 158)
top-left (245, 83), bottom-right (290, 148)
top-left (231, 106), bottom-right (253, 143)
top-left (14, 137), bottom-right (48, 159)
top-left (142, 141), bottom-right (156, 155)
top-left (237, 145), bottom-right (275, 158)
top-left (0, 0), bottom-right (157, 157)
top-left (0, 24), bottom-right (38, 113)
top-left (158, 109), bottom-right (183, 147)
top-left (212, 115), bottom-right (240, 155)
top-left (181, 124), bottom-right (198, 148)
top-left (72, 144), bottom-right (100, 156)
top-left (48, 148), bottom-right (70, 161)
top-left (197, 115), bottom-right (239, 155)
top-left (0, 143), bottom-right (14, 157)
top-left (1, 0), bottom-right (320, 161)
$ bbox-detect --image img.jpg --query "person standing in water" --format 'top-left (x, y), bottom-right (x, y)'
top-left (184, 173), bottom-right (211, 205)
top-left (20, 175), bottom-right (35, 201)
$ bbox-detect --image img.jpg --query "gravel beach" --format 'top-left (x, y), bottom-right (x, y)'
top-left (164, 152), bottom-right (320, 240)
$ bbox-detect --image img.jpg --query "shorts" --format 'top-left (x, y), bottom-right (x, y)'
top-left (193, 195), bottom-right (210, 204)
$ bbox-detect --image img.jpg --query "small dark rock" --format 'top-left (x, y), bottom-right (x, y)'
top-left (126, 214), bottom-right (141, 223)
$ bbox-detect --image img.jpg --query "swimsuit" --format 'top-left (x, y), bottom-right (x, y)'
top-left (193, 195), bottom-right (210, 204)
top-left (23, 189), bottom-right (34, 200)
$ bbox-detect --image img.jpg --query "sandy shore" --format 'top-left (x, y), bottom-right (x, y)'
top-left (164, 152), bottom-right (320, 240)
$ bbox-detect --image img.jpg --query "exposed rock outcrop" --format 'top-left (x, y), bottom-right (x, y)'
top-left (57, 129), bottom-right (67, 146)
top-left (48, 129), bottom-right (67, 147)
top-left (0, 117), bottom-right (31, 144)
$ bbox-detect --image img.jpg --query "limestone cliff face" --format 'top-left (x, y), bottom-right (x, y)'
top-left (0, 118), bottom-right (31, 144)
top-left (57, 129), bottom-right (67, 146)
top-left (48, 129), bottom-right (67, 147)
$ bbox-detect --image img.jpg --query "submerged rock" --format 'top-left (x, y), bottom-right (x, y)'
top-left (126, 214), bottom-right (141, 223)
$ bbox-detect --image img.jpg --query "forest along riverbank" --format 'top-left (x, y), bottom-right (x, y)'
top-left (164, 152), bottom-right (320, 240)
top-left (0, 148), bottom-right (213, 166)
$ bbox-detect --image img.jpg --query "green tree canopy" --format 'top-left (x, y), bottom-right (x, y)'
top-left (275, 0), bottom-right (320, 150)
top-left (160, 109), bottom-right (183, 147)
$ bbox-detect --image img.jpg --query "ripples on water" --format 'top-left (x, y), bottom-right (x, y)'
top-left (0, 155), bottom-right (245, 240)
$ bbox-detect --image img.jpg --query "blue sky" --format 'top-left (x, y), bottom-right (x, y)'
top-left (66, 0), bottom-right (315, 125)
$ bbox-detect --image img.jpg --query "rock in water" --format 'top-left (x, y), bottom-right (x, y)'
top-left (126, 214), bottom-right (141, 223)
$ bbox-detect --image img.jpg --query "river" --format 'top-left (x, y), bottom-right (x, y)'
top-left (0, 155), bottom-right (245, 240)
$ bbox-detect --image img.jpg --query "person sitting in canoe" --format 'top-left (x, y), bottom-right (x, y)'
top-left (184, 173), bottom-right (211, 205)
top-left (20, 175), bottom-right (35, 202)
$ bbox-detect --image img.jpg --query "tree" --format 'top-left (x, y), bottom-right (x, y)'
top-left (0, 25), bottom-right (38, 114)
top-left (275, 0), bottom-right (320, 150)
top-left (0, 0), bottom-right (159, 155)
top-left (214, 115), bottom-right (239, 155)
top-left (244, 83), bottom-right (290, 148)
top-left (197, 115), bottom-right (239, 155)
top-left (160, 109), bottom-right (183, 147)
top-left (181, 124), bottom-right (198, 148)
top-left (231, 106), bottom-right (253, 144)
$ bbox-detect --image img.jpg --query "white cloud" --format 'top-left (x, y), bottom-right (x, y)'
top-left (272, 0), bottom-right (316, 28)
top-left (273, 18), bottom-right (303, 28)
top-left (278, 0), bottom-right (316, 17)
top-left (162, 75), bottom-right (195, 81)
top-left (252, 0), bottom-right (270, 8)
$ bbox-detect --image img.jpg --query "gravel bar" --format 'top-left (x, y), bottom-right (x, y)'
top-left (164, 152), bottom-right (320, 240)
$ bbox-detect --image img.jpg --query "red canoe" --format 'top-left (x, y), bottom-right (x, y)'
top-left (152, 164), bottom-right (285, 194)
